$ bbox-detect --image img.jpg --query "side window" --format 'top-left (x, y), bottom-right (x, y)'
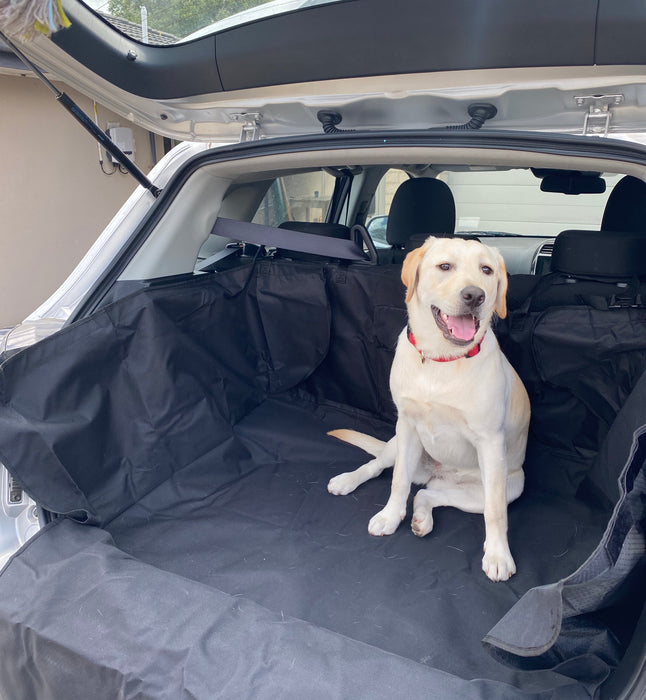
top-left (252, 171), bottom-right (337, 227)
top-left (366, 169), bottom-right (409, 247)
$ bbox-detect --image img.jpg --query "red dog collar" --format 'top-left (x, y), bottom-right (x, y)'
top-left (407, 326), bottom-right (482, 363)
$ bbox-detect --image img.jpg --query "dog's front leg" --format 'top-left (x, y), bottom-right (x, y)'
top-left (476, 433), bottom-right (515, 581)
top-left (368, 417), bottom-right (422, 536)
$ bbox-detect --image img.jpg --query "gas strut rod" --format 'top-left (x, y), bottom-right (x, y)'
top-left (0, 30), bottom-right (161, 198)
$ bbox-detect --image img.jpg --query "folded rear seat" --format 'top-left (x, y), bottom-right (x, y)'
top-left (276, 221), bottom-right (352, 262)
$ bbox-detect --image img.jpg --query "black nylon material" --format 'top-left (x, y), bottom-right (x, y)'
top-left (0, 258), bottom-right (643, 698)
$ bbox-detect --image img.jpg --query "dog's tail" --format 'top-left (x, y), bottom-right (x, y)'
top-left (327, 429), bottom-right (387, 457)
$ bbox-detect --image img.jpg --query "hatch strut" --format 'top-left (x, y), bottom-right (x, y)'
top-left (0, 30), bottom-right (161, 198)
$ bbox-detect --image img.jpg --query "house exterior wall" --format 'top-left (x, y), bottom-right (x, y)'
top-left (0, 72), bottom-right (164, 327)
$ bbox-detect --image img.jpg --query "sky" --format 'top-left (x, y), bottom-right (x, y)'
top-left (83, 0), bottom-right (111, 11)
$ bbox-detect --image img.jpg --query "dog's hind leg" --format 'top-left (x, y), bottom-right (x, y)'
top-left (411, 469), bottom-right (524, 537)
top-left (328, 436), bottom-right (396, 496)
top-left (411, 479), bottom-right (481, 537)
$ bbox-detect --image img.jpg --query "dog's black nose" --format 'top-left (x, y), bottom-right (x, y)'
top-left (461, 286), bottom-right (485, 308)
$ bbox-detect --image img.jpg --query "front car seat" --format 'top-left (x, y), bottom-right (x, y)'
top-left (601, 175), bottom-right (646, 233)
top-left (378, 178), bottom-right (456, 264)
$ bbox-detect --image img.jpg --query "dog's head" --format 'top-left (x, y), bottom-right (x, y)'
top-left (401, 236), bottom-right (507, 351)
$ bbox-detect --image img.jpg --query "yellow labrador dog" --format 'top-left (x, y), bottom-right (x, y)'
top-left (328, 236), bottom-right (530, 581)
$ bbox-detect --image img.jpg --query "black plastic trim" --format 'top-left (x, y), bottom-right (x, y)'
top-left (216, 0), bottom-right (596, 91)
top-left (54, 1), bottom-right (222, 98)
top-left (597, 0), bottom-right (646, 64)
top-left (54, 0), bottom-right (603, 100)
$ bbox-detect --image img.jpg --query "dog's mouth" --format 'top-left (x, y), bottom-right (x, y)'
top-left (432, 306), bottom-right (480, 345)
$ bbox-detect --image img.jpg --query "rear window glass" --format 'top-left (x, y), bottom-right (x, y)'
top-left (86, 0), bottom-right (344, 45)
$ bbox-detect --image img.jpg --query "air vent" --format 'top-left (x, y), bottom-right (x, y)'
top-left (532, 241), bottom-right (554, 275)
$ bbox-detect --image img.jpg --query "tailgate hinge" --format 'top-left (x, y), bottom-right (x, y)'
top-left (575, 94), bottom-right (624, 136)
top-left (230, 112), bottom-right (263, 142)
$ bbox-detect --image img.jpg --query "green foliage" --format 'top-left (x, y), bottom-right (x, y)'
top-left (107, 0), bottom-right (266, 38)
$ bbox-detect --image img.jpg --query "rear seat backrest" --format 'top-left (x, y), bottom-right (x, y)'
top-left (276, 221), bottom-right (351, 262)
top-left (379, 178), bottom-right (456, 264)
top-left (506, 228), bottom-right (646, 311)
top-left (517, 229), bottom-right (646, 311)
top-left (498, 228), bottom-right (646, 495)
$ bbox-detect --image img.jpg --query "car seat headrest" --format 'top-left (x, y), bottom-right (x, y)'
top-left (386, 178), bottom-right (456, 247)
top-left (551, 229), bottom-right (646, 278)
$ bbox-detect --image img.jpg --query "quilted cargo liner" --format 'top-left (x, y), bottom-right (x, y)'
top-left (0, 258), bottom-right (644, 699)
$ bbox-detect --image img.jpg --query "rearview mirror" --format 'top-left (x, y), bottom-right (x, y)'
top-left (533, 169), bottom-right (606, 195)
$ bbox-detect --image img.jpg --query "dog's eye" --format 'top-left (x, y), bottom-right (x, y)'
top-left (438, 263), bottom-right (452, 271)
top-left (481, 265), bottom-right (493, 275)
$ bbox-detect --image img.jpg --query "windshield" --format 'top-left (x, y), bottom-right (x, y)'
top-left (366, 167), bottom-right (623, 245)
top-left (83, 0), bottom-right (344, 45)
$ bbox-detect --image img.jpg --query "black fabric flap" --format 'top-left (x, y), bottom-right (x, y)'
top-left (483, 378), bottom-right (646, 679)
top-left (484, 583), bottom-right (565, 657)
top-left (0, 518), bottom-right (551, 700)
top-left (0, 264), bottom-right (331, 525)
top-left (533, 308), bottom-right (646, 426)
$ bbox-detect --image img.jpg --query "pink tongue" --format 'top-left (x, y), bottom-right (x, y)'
top-left (447, 314), bottom-right (476, 341)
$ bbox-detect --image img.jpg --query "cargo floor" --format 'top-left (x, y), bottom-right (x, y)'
top-left (107, 392), bottom-right (609, 690)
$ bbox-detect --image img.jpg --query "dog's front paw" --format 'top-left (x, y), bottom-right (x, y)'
top-left (327, 472), bottom-right (360, 496)
top-left (368, 507), bottom-right (404, 536)
top-left (482, 541), bottom-right (516, 582)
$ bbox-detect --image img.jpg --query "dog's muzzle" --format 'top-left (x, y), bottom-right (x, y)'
top-left (432, 288), bottom-right (484, 346)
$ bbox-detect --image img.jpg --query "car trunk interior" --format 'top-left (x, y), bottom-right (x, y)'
top-left (0, 247), bottom-right (645, 698)
top-left (4, 0), bottom-right (646, 688)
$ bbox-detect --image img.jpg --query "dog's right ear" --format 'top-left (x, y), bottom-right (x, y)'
top-left (401, 244), bottom-right (428, 303)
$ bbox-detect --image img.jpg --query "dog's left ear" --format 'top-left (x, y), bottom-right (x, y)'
top-left (401, 243), bottom-right (429, 303)
top-left (495, 250), bottom-right (508, 318)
